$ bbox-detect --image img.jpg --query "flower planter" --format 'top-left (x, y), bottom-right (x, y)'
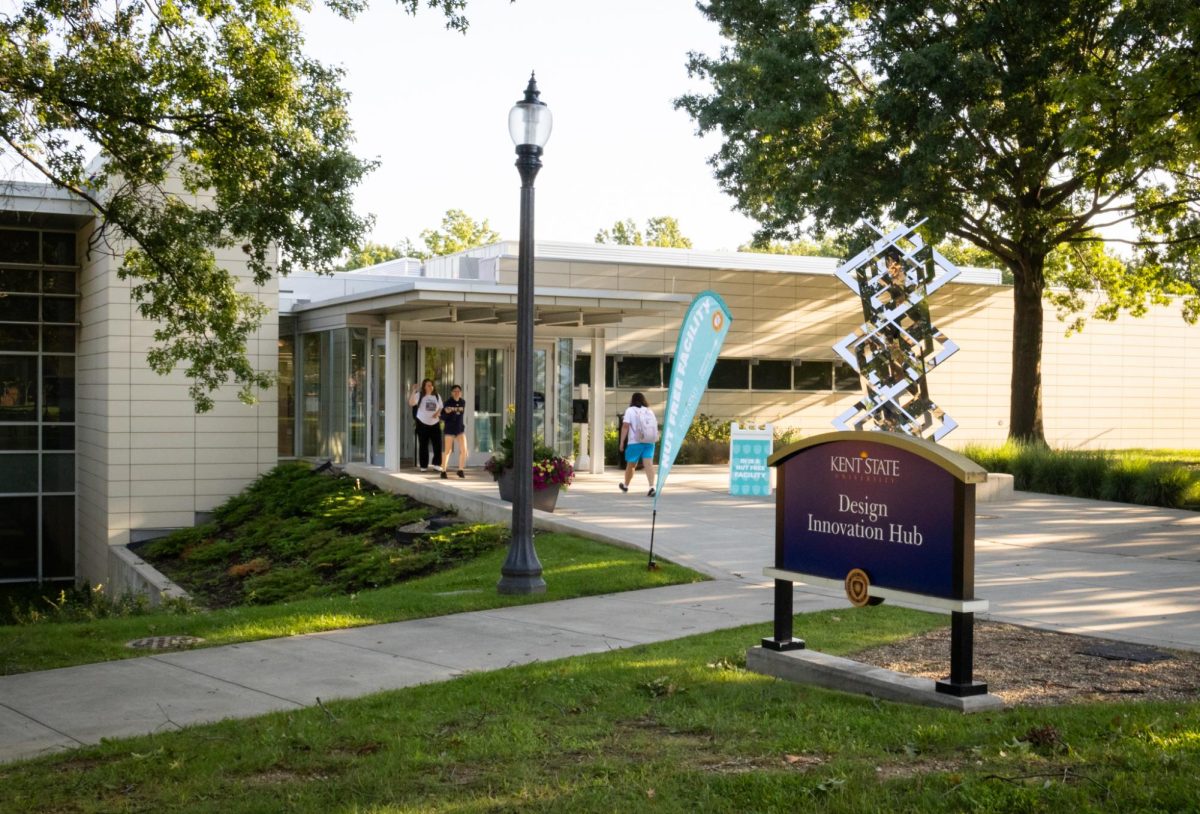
top-left (495, 467), bottom-right (561, 513)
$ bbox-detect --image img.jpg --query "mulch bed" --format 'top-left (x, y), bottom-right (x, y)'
top-left (852, 621), bottom-right (1200, 707)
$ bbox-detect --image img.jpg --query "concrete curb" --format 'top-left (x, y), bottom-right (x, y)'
top-left (106, 545), bottom-right (191, 605)
top-left (747, 646), bottom-right (1005, 713)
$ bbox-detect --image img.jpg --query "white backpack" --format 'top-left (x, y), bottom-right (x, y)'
top-left (633, 407), bottom-right (658, 444)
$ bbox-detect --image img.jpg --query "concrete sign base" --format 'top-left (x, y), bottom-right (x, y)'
top-left (747, 646), bottom-right (1004, 714)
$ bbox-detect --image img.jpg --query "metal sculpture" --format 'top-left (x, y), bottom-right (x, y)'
top-left (832, 220), bottom-right (959, 441)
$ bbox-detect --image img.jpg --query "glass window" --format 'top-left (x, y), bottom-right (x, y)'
top-left (42, 270), bottom-right (76, 294)
top-left (42, 495), bottom-right (75, 578)
top-left (0, 324), bottom-right (38, 352)
top-left (42, 355), bottom-right (74, 422)
top-left (556, 338), bottom-right (573, 455)
top-left (422, 346), bottom-right (455, 402)
top-left (322, 330), bottom-right (348, 461)
top-left (277, 335), bottom-right (295, 456)
top-left (0, 294), bottom-right (38, 322)
top-left (42, 453), bottom-right (74, 492)
top-left (349, 329), bottom-right (367, 463)
top-left (0, 425), bottom-right (38, 449)
top-left (301, 333), bottom-right (321, 457)
top-left (0, 355), bottom-right (38, 421)
top-left (0, 496), bottom-right (38, 579)
top-left (616, 355), bottom-right (662, 388)
top-left (709, 358), bottom-right (750, 390)
top-left (834, 362), bottom-right (862, 391)
top-left (663, 357), bottom-right (673, 385)
top-left (794, 361), bottom-right (834, 391)
top-left (42, 325), bottom-right (74, 354)
top-left (574, 353), bottom-right (590, 387)
top-left (42, 297), bottom-right (76, 323)
top-left (41, 233), bottom-right (76, 267)
top-left (752, 360), bottom-right (792, 390)
top-left (473, 348), bottom-right (505, 455)
top-left (42, 425), bottom-right (73, 450)
top-left (0, 268), bottom-right (38, 293)
top-left (0, 230), bottom-right (39, 264)
top-left (0, 453), bottom-right (38, 493)
top-left (605, 355), bottom-right (616, 388)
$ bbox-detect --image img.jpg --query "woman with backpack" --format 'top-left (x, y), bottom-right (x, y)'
top-left (618, 392), bottom-right (658, 496)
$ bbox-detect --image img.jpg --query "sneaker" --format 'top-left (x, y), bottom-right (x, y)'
top-left (618, 483), bottom-right (628, 493)
top-left (457, 470), bottom-right (465, 479)
top-left (440, 471), bottom-right (448, 479)
top-left (647, 488), bottom-right (656, 497)
top-left (419, 467), bottom-right (428, 472)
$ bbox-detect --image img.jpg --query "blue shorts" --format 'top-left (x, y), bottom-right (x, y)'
top-left (624, 442), bottom-right (655, 463)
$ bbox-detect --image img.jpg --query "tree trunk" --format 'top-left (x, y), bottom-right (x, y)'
top-left (1008, 254), bottom-right (1047, 444)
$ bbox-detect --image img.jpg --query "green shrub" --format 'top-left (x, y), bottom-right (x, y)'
top-left (3, 584), bottom-right (193, 625)
top-left (141, 463), bottom-right (506, 609)
top-left (958, 443), bottom-right (1198, 509)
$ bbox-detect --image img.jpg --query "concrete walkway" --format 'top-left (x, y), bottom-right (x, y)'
top-left (2, 466), bottom-right (1198, 764)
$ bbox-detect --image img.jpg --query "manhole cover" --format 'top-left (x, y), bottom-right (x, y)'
top-left (1076, 642), bottom-right (1173, 663)
top-left (125, 635), bottom-right (205, 650)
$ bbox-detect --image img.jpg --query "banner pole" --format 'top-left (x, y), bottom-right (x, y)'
top-left (647, 509), bottom-right (658, 570)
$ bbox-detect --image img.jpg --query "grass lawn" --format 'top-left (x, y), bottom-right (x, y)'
top-left (2, 606), bottom-right (1196, 812)
top-left (0, 533), bottom-right (702, 676)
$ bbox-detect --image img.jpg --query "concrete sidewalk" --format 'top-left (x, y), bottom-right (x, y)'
top-left (2, 465), bottom-right (1198, 764)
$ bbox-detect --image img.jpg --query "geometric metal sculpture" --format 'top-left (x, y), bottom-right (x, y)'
top-left (832, 220), bottom-right (960, 441)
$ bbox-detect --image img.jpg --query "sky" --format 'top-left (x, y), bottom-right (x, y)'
top-left (299, 0), bottom-right (761, 252)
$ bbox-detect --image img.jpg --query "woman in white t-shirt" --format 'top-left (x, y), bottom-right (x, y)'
top-left (408, 379), bottom-right (444, 472)
top-left (618, 392), bottom-right (657, 496)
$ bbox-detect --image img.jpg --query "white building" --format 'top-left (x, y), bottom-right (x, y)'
top-left (2, 182), bottom-right (1198, 589)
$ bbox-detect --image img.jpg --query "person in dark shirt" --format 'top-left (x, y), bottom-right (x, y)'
top-left (440, 384), bottom-right (468, 479)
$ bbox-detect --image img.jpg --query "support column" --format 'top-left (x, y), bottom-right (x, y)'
top-left (384, 318), bottom-right (400, 471)
top-left (761, 579), bottom-right (805, 651)
top-left (588, 330), bottom-right (606, 474)
top-left (935, 611), bottom-right (988, 696)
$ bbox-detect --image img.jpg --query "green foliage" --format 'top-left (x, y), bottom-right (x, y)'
top-left (339, 240), bottom-right (423, 270)
top-left (3, 606), bottom-right (1197, 812)
top-left (0, 0), bottom-right (473, 411)
top-left (738, 236), bottom-right (848, 258)
top-left (420, 208), bottom-right (500, 257)
top-left (605, 414), bottom-right (738, 466)
top-left (958, 443), bottom-right (1200, 509)
top-left (679, 0), bottom-right (1200, 442)
top-left (686, 413), bottom-right (731, 443)
top-left (596, 216), bottom-right (693, 248)
top-left (2, 584), bottom-right (193, 626)
top-left (140, 462), bottom-right (467, 607)
top-left (0, 534), bottom-right (704, 675)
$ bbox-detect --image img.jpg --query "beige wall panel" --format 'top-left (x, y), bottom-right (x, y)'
top-left (130, 479), bottom-right (203, 499)
top-left (194, 445), bottom-right (262, 465)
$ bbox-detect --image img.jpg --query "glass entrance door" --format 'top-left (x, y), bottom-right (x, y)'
top-left (470, 346), bottom-right (505, 466)
top-left (369, 337), bottom-right (386, 466)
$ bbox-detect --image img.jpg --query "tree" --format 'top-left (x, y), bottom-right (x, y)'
top-left (341, 242), bottom-right (407, 270)
top-left (595, 216), bottom-right (693, 248)
top-left (739, 237), bottom-right (849, 257)
top-left (0, 0), bottom-right (472, 410)
top-left (420, 209), bottom-right (500, 256)
top-left (679, 0), bottom-right (1200, 443)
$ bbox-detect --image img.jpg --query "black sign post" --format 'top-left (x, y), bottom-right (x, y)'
top-left (765, 430), bottom-right (989, 697)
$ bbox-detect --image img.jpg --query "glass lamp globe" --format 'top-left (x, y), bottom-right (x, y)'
top-left (508, 74), bottom-right (553, 148)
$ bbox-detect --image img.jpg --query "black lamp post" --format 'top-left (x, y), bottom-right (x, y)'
top-left (498, 73), bottom-right (552, 595)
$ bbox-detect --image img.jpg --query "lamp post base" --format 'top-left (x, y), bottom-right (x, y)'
top-left (497, 572), bottom-right (547, 594)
